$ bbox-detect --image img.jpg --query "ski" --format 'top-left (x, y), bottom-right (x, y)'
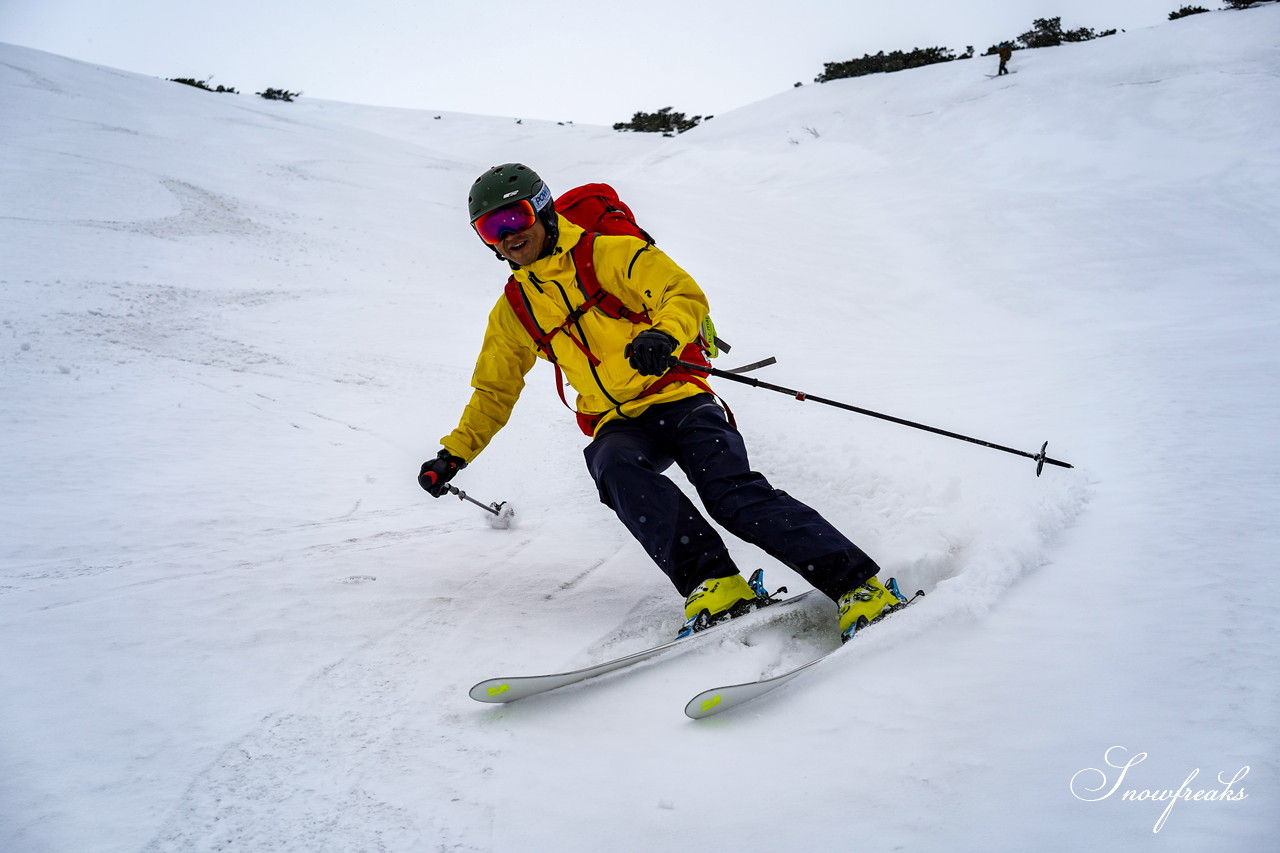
top-left (685, 580), bottom-right (923, 719)
top-left (685, 654), bottom-right (830, 719)
top-left (469, 575), bottom-right (820, 704)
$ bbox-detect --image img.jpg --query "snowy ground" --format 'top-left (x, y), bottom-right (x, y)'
top-left (2, 8), bottom-right (1278, 852)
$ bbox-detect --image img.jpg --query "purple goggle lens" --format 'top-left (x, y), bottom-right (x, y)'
top-left (473, 199), bottom-right (537, 245)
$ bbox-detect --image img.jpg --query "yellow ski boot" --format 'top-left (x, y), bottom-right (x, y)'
top-left (679, 572), bottom-right (762, 637)
top-left (838, 576), bottom-right (909, 642)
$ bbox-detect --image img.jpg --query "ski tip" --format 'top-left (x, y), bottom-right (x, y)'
top-left (469, 680), bottom-right (513, 703)
top-left (684, 691), bottom-right (725, 719)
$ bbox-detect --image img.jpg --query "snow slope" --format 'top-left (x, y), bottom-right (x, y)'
top-left (2, 8), bottom-right (1277, 851)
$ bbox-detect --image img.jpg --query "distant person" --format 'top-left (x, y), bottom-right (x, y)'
top-left (418, 163), bottom-right (909, 641)
top-left (998, 43), bottom-right (1013, 76)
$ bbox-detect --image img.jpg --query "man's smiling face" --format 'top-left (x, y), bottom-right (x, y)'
top-left (496, 217), bottom-right (548, 267)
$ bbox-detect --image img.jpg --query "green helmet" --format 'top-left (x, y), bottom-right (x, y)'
top-left (467, 163), bottom-right (553, 223)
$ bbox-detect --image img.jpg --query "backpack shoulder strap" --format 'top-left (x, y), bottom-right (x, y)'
top-left (503, 275), bottom-right (576, 414)
top-left (569, 232), bottom-right (651, 325)
top-left (503, 275), bottom-right (558, 362)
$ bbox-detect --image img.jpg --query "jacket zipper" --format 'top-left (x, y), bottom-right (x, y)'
top-left (548, 279), bottom-right (623, 407)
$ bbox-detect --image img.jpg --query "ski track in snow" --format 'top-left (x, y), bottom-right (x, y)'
top-left (143, 606), bottom-right (499, 853)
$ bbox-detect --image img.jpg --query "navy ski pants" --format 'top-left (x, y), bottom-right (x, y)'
top-left (584, 394), bottom-right (879, 600)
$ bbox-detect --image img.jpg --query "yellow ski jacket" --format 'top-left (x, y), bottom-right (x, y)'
top-left (440, 216), bottom-right (712, 462)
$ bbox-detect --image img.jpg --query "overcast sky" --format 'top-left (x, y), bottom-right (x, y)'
top-left (2, 0), bottom-right (1184, 125)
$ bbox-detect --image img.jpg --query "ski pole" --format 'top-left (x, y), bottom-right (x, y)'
top-left (670, 359), bottom-right (1073, 476)
top-left (441, 483), bottom-right (516, 529)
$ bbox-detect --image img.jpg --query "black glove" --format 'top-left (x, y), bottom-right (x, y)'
top-left (418, 449), bottom-right (467, 497)
top-left (627, 329), bottom-right (679, 376)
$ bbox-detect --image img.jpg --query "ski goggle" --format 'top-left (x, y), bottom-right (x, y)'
top-left (473, 199), bottom-right (538, 245)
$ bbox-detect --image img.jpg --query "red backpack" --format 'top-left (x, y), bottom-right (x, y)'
top-left (502, 183), bottom-right (720, 436)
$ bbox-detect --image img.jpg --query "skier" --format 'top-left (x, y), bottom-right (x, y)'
top-left (419, 163), bottom-right (904, 640)
top-left (997, 43), bottom-right (1013, 75)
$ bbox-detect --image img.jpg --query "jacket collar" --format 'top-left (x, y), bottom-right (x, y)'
top-left (510, 215), bottom-right (584, 275)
